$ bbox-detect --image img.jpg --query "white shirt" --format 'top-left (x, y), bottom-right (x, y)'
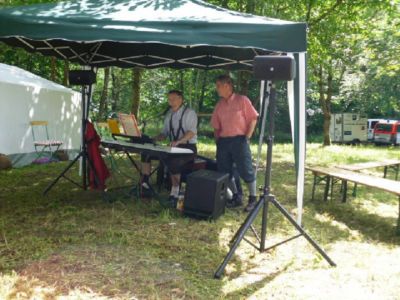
top-left (162, 105), bottom-right (198, 144)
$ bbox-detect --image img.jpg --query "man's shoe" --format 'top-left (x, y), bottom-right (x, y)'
top-left (141, 182), bottom-right (154, 198)
top-left (244, 195), bottom-right (257, 212)
top-left (226, 193), bottom-right (243, 208)
top-left (167, 195), bottom-right (178, 208)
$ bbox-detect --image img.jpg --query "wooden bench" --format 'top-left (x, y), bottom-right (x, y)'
top-left (337, 159), bottom-right (400, 180)
top-left (307, 166), bottom-right (400, 234)
top-left (336, 159), bottom-right (400, 197)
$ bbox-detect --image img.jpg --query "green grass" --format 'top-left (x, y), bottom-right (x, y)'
top-left (0, 142), bottom-right (400, 299)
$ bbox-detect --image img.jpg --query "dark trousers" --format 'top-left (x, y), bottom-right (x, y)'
top-left (216, 135), bottom-right (255, 183)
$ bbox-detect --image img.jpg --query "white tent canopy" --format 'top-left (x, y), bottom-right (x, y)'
top-left (0, 63), bottom-right (82, 167)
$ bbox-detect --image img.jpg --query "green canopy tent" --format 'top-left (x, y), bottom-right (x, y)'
top-left (0, 0), bottom-right (307, 223)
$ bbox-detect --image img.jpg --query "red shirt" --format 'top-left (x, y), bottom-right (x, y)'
top-left (211, 93), bottom-right (259, 138)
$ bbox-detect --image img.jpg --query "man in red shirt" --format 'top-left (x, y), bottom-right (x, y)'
top-left (211, 75), bottom-right (259, 212)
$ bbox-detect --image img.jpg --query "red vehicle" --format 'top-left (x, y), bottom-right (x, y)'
top-left (373, 121), bottom-right (400, 145)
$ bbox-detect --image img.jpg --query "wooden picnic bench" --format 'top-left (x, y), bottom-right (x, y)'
top-left (337, 159), bottom-right (400, 180)
top-left (336, 159), bottom-right (400, 197)
top-left (306, 166), bottom-right (400, 234)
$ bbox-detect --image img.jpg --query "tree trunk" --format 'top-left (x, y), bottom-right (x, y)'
top-left (188, 70), bottom-right (197, 107)
top-left (98, 67), bottom-right (110, 121)
top-left (322, 113), bottom-right (331, 146)
top-left (111, 67), bottom-right (120, 112)
top-left (179, 70), bottom-right (184, 92)
top-left (220, 0), bottom-right (229, 8)
top-left (50, 57), bottom-right (57, 82)
top-left (131, 68), bottom-right (142, 118)
top-left (246, 0), bottom-right (256, 13)
top-left (317, 64), bottom-right (333, 146)
top-left (198, 70), bottom-right (207, 112)
top-left (63, 60), bottom-right (69, 86)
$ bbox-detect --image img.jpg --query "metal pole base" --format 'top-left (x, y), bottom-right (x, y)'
top-left (214, 197), bottom-right (265, 279)
top-left (43, 151), bottom-right (84, 195)
top-left (214, 194), bottom-right (336, 279)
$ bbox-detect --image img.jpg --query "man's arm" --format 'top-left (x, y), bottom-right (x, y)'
top-left (171, 131), bottom-right (195, 146)
top-left (210, 104), bottom-right (221, 142)
top-left (214, 129), bottom-right (220, 141)
top-left (246, 119), bottom-right (257, 140)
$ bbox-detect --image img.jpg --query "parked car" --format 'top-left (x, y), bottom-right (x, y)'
top-left (367, 119), bottom-right (386, 141)
top-left (373, 120), bottom-right (400, 145)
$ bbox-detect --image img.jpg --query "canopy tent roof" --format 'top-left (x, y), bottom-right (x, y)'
top-left (0, 0), bottom-right (306, 69)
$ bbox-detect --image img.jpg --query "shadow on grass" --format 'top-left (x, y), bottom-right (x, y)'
top-left (310, 199), bottom-right (400, 244)
top-left (223, 263), bottom-right (292, 299)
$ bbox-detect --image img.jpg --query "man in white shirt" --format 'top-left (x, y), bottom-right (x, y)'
top-left (141, 90), bottom-right (198, 205)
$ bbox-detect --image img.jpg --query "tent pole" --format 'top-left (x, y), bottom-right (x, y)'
top-left (81, 85), bottom-right (87, 190)
top-left (254, 80), bottom-right (271, 179)
top-left (214, 82), bottom-right (336, 279)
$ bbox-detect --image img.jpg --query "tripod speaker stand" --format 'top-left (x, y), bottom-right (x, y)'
top-left (43, 70), bottom-right (98, 195)
top-left (214, 56), bottom-right (336, 278)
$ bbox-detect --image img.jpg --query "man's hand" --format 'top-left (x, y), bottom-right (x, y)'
top-left (170, 140), bottom-right (180, 147)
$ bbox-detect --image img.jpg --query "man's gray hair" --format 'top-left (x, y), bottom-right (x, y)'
top-left (216, 74), bottom-right (234, 87)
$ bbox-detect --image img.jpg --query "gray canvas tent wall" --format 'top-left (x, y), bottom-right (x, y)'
top-left (0, 0), bottom-right (307, 222)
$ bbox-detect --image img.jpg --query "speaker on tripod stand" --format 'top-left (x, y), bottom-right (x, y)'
top-left (43, 69), bottom-right (98, 195)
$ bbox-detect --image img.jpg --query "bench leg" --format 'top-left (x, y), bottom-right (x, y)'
top-left (384, 166), bottom-right (388, 178)
top-left (352, 183), bottom-right (358, 197)
top-left (396, 165), bottom-right (399, 181)
top-left (311, 174), bottom-right (317, 201)
top-left (341, 180), bottom-right (348, 203)
top-left (324, 176), bottom-right (331, 202)
top-left (397, 196), bottom-right (400, 235)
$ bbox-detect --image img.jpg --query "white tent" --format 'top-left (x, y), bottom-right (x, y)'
top-left (0, 63), bottom-right (82, 167)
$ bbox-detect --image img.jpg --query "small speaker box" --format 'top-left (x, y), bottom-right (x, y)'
top-left (253, 56), bottom-right (296, 81)
top-left (184, 169), bottom-right (229, 220)
top-left (68, 70), bottom-right (96, 85)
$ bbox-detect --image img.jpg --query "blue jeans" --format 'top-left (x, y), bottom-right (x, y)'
top-left (216, 136), bottom-right (255, 183)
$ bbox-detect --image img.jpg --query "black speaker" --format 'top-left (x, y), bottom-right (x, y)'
top-left (253, 56), bottom-right (296, 81)
top-left (184, 169), bottom-right (229, 220)
top-left (68, 70), bottom-right (96, 85)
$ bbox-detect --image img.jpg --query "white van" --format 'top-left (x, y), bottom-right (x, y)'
top-left (329, 113), bottom-right (367, 144)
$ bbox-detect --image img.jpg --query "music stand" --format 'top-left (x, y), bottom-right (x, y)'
top-left (214, 56), bottom-right (336, 278)
top-left (118, 113), bottom-right (141, 137)
top-left (43, 70), bottom-right (98, 195)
